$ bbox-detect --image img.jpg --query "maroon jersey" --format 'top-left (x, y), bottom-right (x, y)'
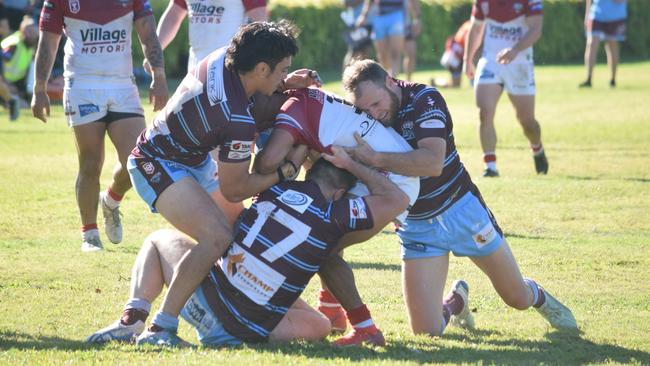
top-left (393, 80), bottom-right (476, 220)
top-left (201, 180), bottom-right (374, 341)
top-left (133, 48), bottom-right (256, 167)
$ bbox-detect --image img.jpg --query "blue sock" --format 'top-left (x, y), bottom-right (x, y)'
top-left (125, 298), bottom-right (151, 313)
top-left (151, 311), bottom-right (179, 331)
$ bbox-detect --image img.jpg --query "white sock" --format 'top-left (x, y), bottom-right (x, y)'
top-left (486, 161), bottom-right (497, 171)
top-left (102, 191), bottom-right (121, 210)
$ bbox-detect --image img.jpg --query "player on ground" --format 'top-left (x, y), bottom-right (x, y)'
top-left (251, 87), bottom-right (420, 345)
top-left (87, 151), bottom-right (409, 346)
top-left (464, 0), bottom-right (548, 177)
top-left (31, 0), bottom-right (168, 252)
top-left (127, 21), bottom-right (322, 345)
top-left (339, 59), bottom-right (577, 340)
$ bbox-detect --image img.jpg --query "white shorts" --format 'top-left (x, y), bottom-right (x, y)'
top-left (63, 85), bottom-right (144, 127)
top-left (475, 57), bottom-right (536, 96)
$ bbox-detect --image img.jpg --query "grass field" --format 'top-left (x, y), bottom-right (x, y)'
top-left (1, 62), bottom-right (649, 365)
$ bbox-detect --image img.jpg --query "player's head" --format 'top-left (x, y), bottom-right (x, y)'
top-left (19, 15), bottom-right (37, 47)
top-left (343, 59), bottom-right (400, 127)
top-left (306, 158), bottom-right (358, 201)
top-left (251, 91), bottom-right (290, 131)
top-left (226, 20), bottom-right (299, 95)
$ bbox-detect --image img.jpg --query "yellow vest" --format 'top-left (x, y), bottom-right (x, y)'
top-left (1, 31), bottom-right (34, 83)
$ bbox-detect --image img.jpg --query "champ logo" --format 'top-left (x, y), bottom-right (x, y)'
top-left (142, 162), bottom-right (155, 175)
top-left (279, 189), bottom-right (314, 214)
top-left (69, 0), bottom-right (80, 13)
top-left (227, 253), bottom-right (245, 276)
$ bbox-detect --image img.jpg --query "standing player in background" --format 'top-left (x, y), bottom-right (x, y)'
top-left (434, 20), bottom-right (471, 88)
top-left (464, 0), bottom-right (548, 177)
top-left (341, 59), bottom-right (577, 341)
top-left (356, 0), bottom-right (420, 77)
top-left (580, 0), bottom-right (627, 88)
top-left (341, 0), bottom-right (374, 71)
top-left (402, 0), bottom-right (420, 81)
top-left (31, 0), bottom-right (168, 252)
top-left (145, 0), bottom-right (268, 225)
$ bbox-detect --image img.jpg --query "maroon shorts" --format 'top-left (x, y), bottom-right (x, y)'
top-left (587, 18), bottom-right (626, 41)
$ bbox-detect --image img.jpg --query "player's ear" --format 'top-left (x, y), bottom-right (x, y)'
top-left (253, 61), bottom-right (270, 78)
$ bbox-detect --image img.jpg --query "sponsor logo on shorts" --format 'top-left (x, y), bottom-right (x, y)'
top-left (78, 104), bottom-right (99, 117)
top-left (349, 198), bottom-right (368, 219)
top-left (473, 222), bottom-right (497, 248)
top-left (479, 68), bottom-right (495, 80)
top-left (69, 0), bottom-right (80, 13)
top-left (279, 189), bottom-right (314, 214)
top-left (142, 162), bottom-right (155, 175)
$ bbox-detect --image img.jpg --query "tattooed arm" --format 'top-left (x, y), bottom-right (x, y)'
top-left (135, 14), bottom-right (168, 111)
top-left (31, 30), bottom-right (61, 123)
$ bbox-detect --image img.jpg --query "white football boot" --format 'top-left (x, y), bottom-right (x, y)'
top-left (535, 291), bottom-right (578, 331)
top-left (81, 232), bottom-right (103, 252)
top-left (87, 319), bottom-right (145, 344)
top-left (100, 192), bottom-right (123, 244)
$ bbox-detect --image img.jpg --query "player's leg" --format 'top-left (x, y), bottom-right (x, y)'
top-left (581, 34), bottom-right (600, 87)
top-left (470, 240), bottom-right (577, 330)
top-left (604, 39), bottom-right (619, 87)
top-left (385, 29), bottom-right (405, 77)
top-left (374, 38), bottom-right (390, 75)
top-left (72, 121), bottom-right (107, 252)
top-left (507, 92), bottom-right (547, 174)
top-left (402, 255), bottom-right (449, 335)
top-left (269, 298), bottom-right (331, 342)
top-left (87, 229), bottom-right (194, 343)
top-left (403, 38), bottom-right (416, 81)
top-left (475, 83), bottom-right (503, 176)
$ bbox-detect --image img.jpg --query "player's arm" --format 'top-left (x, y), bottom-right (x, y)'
top-left (347, 132), bottom-right (447, 177)
top-left (254, 128), bottom-right (296, 174)
top-left (157, 1), bottom-right (187, 50)
top-left (354, 0), bottom-right (372, 27)
top-left (496, 14), bottom-right (542, 64)
top-left (135, 13), bottom-right (169, 111)
top-left (31, 30), bottom-right (61, 123)
top-left (408, 0), bottom-right (421, 35)
top-left (463, 17), bottom-right (485, 80)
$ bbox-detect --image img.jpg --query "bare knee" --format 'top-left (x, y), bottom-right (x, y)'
top-left (310, 313), bottom-right (332, 341)
top-left (78, 154), bottom-right (103, 178)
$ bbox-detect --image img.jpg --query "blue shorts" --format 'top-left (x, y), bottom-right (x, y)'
top-left (372, 10), bottom-right (405, 41)
top-left (398, 192), bottom-right (504, 260)
top-left (181, 285), bottom-right (241, 346)
top-left (127, 155), bottom-right (219, 212)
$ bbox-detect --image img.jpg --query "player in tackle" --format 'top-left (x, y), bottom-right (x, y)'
top-left (87, 149), bottom-right (409, 346)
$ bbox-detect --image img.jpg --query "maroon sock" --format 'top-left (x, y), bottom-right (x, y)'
top-left (120, 308), bottom-right (149, 326)
top-left (443, 290), bottom-right (465, 316)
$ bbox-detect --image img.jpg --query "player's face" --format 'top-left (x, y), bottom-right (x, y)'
top-left (353, 80), bottom-right (399, 126)
top-left (262, 56), bottom-right (292, 96)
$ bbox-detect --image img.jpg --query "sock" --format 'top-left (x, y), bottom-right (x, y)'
top-left (443, 289), bottom-right (465, 317)
top-left (121, 308), bottom-right (149, 326)
top-left (104, 187), bottom-right (123, 210)
top-left (151, 311), bottom-right (179, 331)
top-left (318, 289), bottom-right (341, 309)
top-left (346, 305), bottom-right (377, 333)
top-left (531, 143), bottom-right (544, 156)
top-left (125, 298), bottom-right (151, 313)
top-left (524, 278), bottom-right (546, 308)
top-left (483, 152), bottom-right (497, 171)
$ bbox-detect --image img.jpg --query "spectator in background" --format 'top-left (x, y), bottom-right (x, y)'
top-left (434, 20), bottom-right (471, 88)
top-left (402, 0), bottom-right (421, 81)
top-left (2, 0), bottom-right (30, 31)
top-left (341, 0), bottom-right (374, 71)
top-left (0, 15), bottom-right (37, 120)
top-left (580, 0), bottom-right (627, 88)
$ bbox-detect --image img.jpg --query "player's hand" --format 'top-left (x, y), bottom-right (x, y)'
top-left (282, 69), bottom-right (323, 90)
top-left (496, 48), bottom-right (518, 64)
top-left (345, 132), bottom-right (378, 167)
top-left (149, 73), bottom-right (169, 112)
top-left (31, 90), bottom-right (50, 123)
top-left (322, 146), bottom-right (354, 170)
top-left (463, 61), bottom-right (475, 81)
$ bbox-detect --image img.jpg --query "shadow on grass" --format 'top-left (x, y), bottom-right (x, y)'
top-left (348, 260), bottom-right (401, 272)
top-left (565, 175), bottom-right (650, 183)
top-left (2, 328), bottom-right (648, 364)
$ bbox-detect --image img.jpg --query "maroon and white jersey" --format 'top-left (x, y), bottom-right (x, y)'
top-left (273, 88), bottom-right (420, 220)
top-left (133, 47), bottom-right (256, 167)
top-left (394, 80), bottom-right (476, 220)
top-left (203, 179), bottom-right (374, 341)
top-left (472, 0), bottom-right (542, 63)
top-left (174, 0), bottom-right (266, 69)
top-left (40, 0), bottom-right (152, 88)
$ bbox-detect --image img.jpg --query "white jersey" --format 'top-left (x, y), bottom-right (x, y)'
top-left (39, 0), bottom-right (153, 88)
top-left (274, 88), bottom-right (420, 223)
top-left (174, 0), bottom-right (266, 69)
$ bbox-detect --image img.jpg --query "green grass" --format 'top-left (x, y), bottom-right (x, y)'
top-left (1, 62), bottom-right (649, 365)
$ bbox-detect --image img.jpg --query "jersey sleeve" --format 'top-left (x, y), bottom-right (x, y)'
top-left (471, 0), bottom-right (485, 21)
top-left (274, 95), bottom-right (309, 145)
top-left (173, 0), bottom-right (188, 10)
top-left (331, 197), bottom-right (375, 234)
top-left (218, 122), bottom-right (256, 163)
top-left (526, 0), bottom-right (543, 16)
top-left (134, 0), bottom-right (154, 20)
top-left (243, 0), bottom-right (267, 11)
top-left (411, 88), bottom-right (449, 141)
top-left (39, 0), bottom-right (64, 34)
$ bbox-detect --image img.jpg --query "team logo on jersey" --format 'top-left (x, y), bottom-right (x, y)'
top-left (481, 1), bottom-right (489, 16)
top-left (279, 189), bottom-right (314, 214)
top-left (472, 222), bottom-right (497, 248)
top-left (401, 121), bottom-right (415, 140)
top-left (349, 198), bottom-right (367, 219)
top-left (359, 120), bottom-right (376, 137)
top-left (142, 162), bottom-right (155, 175)
top-left (69, 0), bottom-right (80, 13)
top-left (513, 3), bottom-right (523, 14)
top-left (426, 96), bottom-right (435, 106)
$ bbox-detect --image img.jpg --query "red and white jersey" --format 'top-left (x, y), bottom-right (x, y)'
top-left (175, 0), bottom-right (266, 69)
top-left (472, 0), bottom-right (542, 63)
top-left (40, 0), bottom-right (152, 88)
top-left (274, 88), bottom-right (420, 220)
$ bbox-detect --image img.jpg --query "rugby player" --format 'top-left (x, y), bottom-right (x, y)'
top-left (464, 0), bottom-right (548, 177)
top-left (339, 59), bottom-right (577, 340)
top-left (126, 21), bottom-right (321, 346)
top-left (251, 86), bottom-right (420, 345)
top-left (87, 150), bottom-right (409, 346)
top-left (31, 0), bottom-right (169, 252)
